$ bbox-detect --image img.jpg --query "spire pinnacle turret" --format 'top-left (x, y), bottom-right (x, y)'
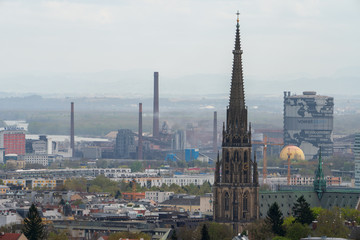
top-left (314, 147), bottom-right (326, 199)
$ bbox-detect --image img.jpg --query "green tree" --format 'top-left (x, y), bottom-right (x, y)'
top-left (341, 207), bottom-right (360, 223)
top-left (272, 237), bottom-right (291, 240)
top-left (23, 204), bottom-right (46, 240)
top-left (0, 179), bottom-right (4, 185)
top-left (89, 185), bottom-right (102, 193)
top-left (282, 216), bottom-right (295, 229)
top-left (115, 190), bottom-right (122, 199)
top-left (59, 199), bottom-right (65, 206)
top-left (314, 207), bottom-right (349, 238)
top-left (170, 229), bottom-right (178, 240)
top-left (48, 231), bottom-right (69, 240)
top-left (266, 202), bottom-right (285, 236)
top-left (130, 161), bottom-right (143, 172)
top-left (201, 224), bottom-right (210, 240)
top-left (72, 199), bottom-right (83, 206)
top-left (246, 219), bottom-right (273, 240)
top-left (202, 222), bottom-right (233, 240)
top-left (285, 222), bottom-right (311, 240)
top-left (292, 196), bottom-right (315, 225)
top-left (311, 207), bottom-right (324, 219)
top-left (96, 159), bottom-right (109, 168)
top-left (64, 178), bottom-right (87, 192)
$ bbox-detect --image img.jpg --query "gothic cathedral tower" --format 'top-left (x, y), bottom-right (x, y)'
top-left (213, 13), bottom-right (259, 229)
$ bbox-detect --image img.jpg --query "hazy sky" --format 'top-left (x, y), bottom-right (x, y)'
top-left (0, 0), bottom-right (359, 97)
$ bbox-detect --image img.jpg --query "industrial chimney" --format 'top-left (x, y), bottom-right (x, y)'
top-left (138, 103), bottom-right (143, 160)
top-left (70, 102), bottom-right (75, 157)
top-left (153, 72), bottom-right (159, 138)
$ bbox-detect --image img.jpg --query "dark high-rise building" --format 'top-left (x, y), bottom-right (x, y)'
top-left (153, 72), bottom-right (159, 138)
top-left (283, 91), bottom-right (334, 159)
top-left (138, 103), bottom-right (143, 160)
top-left (115, 129), bottom-right (136, 159)
top-left (213, 13), bottom-right (259, 231)
top-left (70, 102), bottom-right (75, 157)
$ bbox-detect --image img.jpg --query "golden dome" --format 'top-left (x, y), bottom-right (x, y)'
top-left (280, 145), bottom-right (305, 162)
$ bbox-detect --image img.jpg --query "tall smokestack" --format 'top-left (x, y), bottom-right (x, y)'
top-left (138, 103), bottom-right (143, 160)
top-left (153, 72), bottom-right (159, 138)
top-left (70, 102), bottom-right (75, 157)
top-left (213, 111), bottom-right (217, 153)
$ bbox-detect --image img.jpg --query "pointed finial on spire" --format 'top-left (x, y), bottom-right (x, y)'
top-left (236, 10), bottom-right (240, 23)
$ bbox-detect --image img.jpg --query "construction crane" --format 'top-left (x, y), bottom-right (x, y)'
top-left (253, 135), bottom-right (283, 184)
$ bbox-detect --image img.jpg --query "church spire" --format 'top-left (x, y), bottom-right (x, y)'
top-left (314, 148), bottom-right (326, 199)
top-left (229, 11), bottom-right (245, 110)
top-left (223, 12), bottom-right (250, 147)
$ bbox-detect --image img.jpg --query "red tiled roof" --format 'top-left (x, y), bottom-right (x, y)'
top-left (0, 233), bottom-right (22, 240)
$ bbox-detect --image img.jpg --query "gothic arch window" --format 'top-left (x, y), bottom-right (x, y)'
top-left (233, 190), bottom-right (238, 221)
top-left (242, 192), bottom-right (249, 219)
top-left (225, 192), bottom-right (230, 211)
top-left (243, 192), bottom-right (249, 211)
top-left (244, 151), bottom-right (248, 183)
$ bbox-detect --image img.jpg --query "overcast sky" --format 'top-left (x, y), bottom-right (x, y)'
top-left (0, 0), bottom-right (359, 97)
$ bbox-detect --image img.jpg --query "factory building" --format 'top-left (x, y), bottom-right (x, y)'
top-left (115, 129), bottom-right (136, 159)
top-left (283, 91), bottom-right (334, 159)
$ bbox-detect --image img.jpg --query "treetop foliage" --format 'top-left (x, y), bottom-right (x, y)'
top-left (61, 175), bottom-right (212, 197)
top-left (266, 202), bottom-right (285, 236)
top-left (23, 204), bottom-right (46, 240)
top-left (292, 195), bottom-right (315, 225)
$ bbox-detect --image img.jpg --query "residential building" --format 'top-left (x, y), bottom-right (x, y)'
top-left (0, 128), bottom-right (26, 156)
top-left (0, 233), bottom-right (27, 240)
top-left (0, 185), bottom-right (10, 194)
top-left (145, 191), bottom-right (174, 203)
top-left (122, 192), bottom-right (145, 201)
top-left (24, 154), bottom-right (48, 166)
top-left (161, 195), bottom-right (200, 212)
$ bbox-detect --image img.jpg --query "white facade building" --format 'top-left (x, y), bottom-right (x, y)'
top-left (0, 209), bottom-right (22, 227)
top-left (24, 154), bottom-right (48, 166)
top-left (145, 191), bottom-right (174, 203)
